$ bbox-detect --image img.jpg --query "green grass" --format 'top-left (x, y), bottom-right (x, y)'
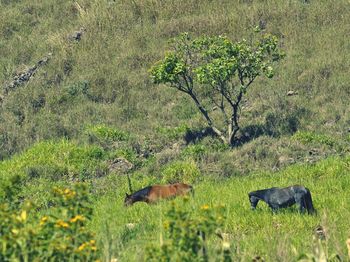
top-left (91, 156), bottom-right (350, 261)
top-left (1, 139), bottom-right (349, 260)
top-left (0, 140), bottom-right (107, 204)
top-left (1, 0), bottom-right (350, 260)
top-left (1, 0), bottom-right (350, 165)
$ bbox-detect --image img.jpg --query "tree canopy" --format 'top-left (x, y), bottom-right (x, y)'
top-left (151, 32), bottom-right (285, 146)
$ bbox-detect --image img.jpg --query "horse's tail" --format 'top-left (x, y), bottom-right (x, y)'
top-left (189, 185), bottom-right (195, 197)
top-left (304, 188), bottom-right (316, 215)
top-left (127, 174), bottom-right (133, 194)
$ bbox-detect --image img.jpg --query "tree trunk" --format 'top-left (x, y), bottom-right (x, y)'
top-left (187, 91), bottom-right (227, 144)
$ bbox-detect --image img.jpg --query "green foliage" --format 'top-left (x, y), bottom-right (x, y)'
top-left (1, 174), bottom-right (23, 208)
top-left (292, 131), bottom-right (336, 147)
top-left (150, 32), bottom-right (284, 145)
top-left (112, 147), bottom-right (147, 170)
top-left (151, 52), bottom-right (187, 85)
top-left (156, 124), bottom-right (190, 140)
top-left (145, 199), bottom-right (226, 262)
top-left (86, 124), bottom-right (130, 143)
top-left (0, 184), bottom-right (99, 261)
top-left (181, 144), bottom-right (207, 160)
top-left (297, 237), bottom-right (341, 262)
top-left (1, 1), bottom-right (350, 261)
top-left (161, 160), bottom-right (200, 184)
top-left (91, 155), bottom-right (350, 261)
top-left (264, 110), bottom-right (300, 136)
top-left (55, 81), bottom-right (90, 103)
top-left (0, 140), bottom-right (107, 198)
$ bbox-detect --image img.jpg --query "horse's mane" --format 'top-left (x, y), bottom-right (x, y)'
top-left (130, 186), bottom-right (152, 199)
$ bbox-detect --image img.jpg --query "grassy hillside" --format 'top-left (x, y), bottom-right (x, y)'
top-left (1, 0), bottom-right (350, 261)
top-left (1, 0), bottom-right (349, 164)
top-left (0, 140), bottom-right (349, 260)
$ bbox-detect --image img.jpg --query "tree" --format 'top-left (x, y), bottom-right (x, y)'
top-left (150, 32), bottom-right (285, 147)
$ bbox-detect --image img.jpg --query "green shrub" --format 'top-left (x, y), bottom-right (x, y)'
top-left (86, 125), bottom-right (130, 144)
top-left (156, 124), bottom-right (190, 140)
top-left (292, 131), bottom-right (336, 147)
top-left (25, 165), bottom-right (69, 181)
top-left (0, 140), bottom-right (107, 199)
top-left (0, 184), bottom-right (99, 261)
top-left (297, 237), bottom-right (341, 262)
top-left (145, 199), bottom-right (228, 262)
top-left (264, 111), bottom-right (300, 137)
top-left (65, 81), bottom-right (89, 97)
top-left (161, 160), bottom-right (200, 184)
top-left (181, 144), bottom-right (207, 160)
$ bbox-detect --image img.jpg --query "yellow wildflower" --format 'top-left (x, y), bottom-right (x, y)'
top-left (56, 220), bottom-right (69, 228)
top-left (91, 246), bottom-right (97, 251)
top-left (40, 216), bottom-right (48, 226)
top-left (20, 210), bottom-right (27, 221)
top-left (90, 240), bottom-right (96, 245)
top-left (78, 243), bottom-right (86, 251)
top-left (11, 229), bottom-right (19, 235)
top-left (70, 215), bottom-right (85, 223)
top-left (222, 241), bottom-right (230, 250)
top-left (201, 204), bottom-right (210, 210)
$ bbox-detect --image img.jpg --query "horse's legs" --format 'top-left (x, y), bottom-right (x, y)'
top-left (294, 193), bottom-right (307, 213)
top-left (249, 196), bottom-right (259, 210)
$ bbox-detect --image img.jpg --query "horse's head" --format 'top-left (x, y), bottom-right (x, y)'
top-left (124, 193), bottom-right (133, 206)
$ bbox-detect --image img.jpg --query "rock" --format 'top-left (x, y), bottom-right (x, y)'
top-left (3, 53), bottom-right (52, 94)
top-left (287, 90), bottom-right (298, 96)
top-left (170, 142), bottom-right (183, 153)
top-left (252, 256), bottom-right (264, 262)
top-left (125, 223), bottom-right (136, 230)
top-left (308, 149), bottom-right (318, 155)
top-left (278, 156), bottom-right (295, 165)
top-left (68, 27), bottom-right (86, 41)
top-left (315, 225), bottom-right (326, 240)
top-left (108, 157), bottom-right (134, 173)
top-left (259, 19), bottom-right (267, 30)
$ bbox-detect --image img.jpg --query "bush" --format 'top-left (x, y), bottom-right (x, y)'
top-left (156, 124), bottom-right (190, 140)
top-left (264, 111), bottom-right (300, 137)
top-left (161, 160), bottom-right (200, 184)
top-left (25, 165), bottom-right (69, 181)
top-left (0, 184), bottom-right (99, 261)
top-left (292, 131), bottom-right (336, 147)
top-left (181, 144), bottom-right (207, 160)
top-left (86, 124), bottom-right (130, 144)
top-left (145, 199), bottom-right (228, 262)
top-left (0, 140), bottom-right (107, 200)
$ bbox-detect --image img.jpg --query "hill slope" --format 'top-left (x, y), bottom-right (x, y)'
top-left (1, 0), bottom-right (350, 260)
top-left (1, 0), bottom-right (349, 166)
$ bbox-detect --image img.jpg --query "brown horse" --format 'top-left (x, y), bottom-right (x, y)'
top-left (124, 183), bottom-right (194, 206)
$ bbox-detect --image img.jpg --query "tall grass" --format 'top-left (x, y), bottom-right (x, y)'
top-left (90, 156), bottom-right (350, 261)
